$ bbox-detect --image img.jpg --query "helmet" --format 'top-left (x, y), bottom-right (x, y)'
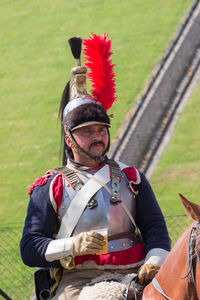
top-left (59, 34), bottom-right (116, 165)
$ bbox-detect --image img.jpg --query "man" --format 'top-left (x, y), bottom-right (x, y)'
top-left (20, 34), bottom-right (171, 300)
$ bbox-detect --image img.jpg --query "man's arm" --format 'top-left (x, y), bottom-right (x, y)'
top-left (135, 172), bottom-right (171, 284)
top-left (136, 172), bottom-right (171, 255)
top-left (20, 176), bottom-right (61, 268)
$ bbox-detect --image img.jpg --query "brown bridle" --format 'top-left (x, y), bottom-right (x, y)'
top-left (184, 221), bottom-right (200, 298)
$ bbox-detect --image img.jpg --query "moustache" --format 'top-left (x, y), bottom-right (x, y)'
top-left (89, 141), bottom-right (105, 150)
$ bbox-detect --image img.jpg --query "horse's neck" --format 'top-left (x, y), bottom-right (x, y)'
top-left (143, 224), bottom-right (200, 300)
top-left (156, 226), bottom-right (192, 298)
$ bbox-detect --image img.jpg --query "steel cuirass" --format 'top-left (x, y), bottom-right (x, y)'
top-left (57, 165), bottom-right (140, 252)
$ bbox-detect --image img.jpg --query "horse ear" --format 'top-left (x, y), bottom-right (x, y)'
top-left (179, 193), bottom-right (200, 222)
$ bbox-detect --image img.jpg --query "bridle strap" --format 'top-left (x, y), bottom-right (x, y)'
top-left (183, 221), bottom-right (200, 299)
top-left (185, 222), bottom-right (200, 289)
top-left (186, 223), bottom-right (197, 286)
top-left (122, 274), bottom-right (144, 300)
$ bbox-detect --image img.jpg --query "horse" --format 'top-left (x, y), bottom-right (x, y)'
top-left (142, 194), bottom-right (200, 300)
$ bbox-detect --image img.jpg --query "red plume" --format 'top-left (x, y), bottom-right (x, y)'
top-left (83, 33), bottom-right (117, 112)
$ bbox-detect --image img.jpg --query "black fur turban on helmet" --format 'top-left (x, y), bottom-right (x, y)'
top-left (62, 101), bottom-right (110, 131)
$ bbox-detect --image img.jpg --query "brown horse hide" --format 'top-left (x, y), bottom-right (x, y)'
top-left (142, 194), bottom-right (200, 300)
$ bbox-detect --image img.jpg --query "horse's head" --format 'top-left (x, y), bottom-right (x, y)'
top-left (179, 193), bottom-right (200, 258)
top-left (179, 194), bottom-right (200, 261)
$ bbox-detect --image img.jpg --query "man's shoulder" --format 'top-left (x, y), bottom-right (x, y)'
top-left (115, 160), bottom-right (141, 185)
top-left (28, 169), bottom-right (61, 195)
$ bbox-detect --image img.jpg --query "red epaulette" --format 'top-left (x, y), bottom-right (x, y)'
top-left (50, 173), bottom-right (64, 210)
top-left (28, 170), bottom-right (53, 195)
top-left (123, 166), bottom-right (141, 183)
top-left (123, 166), bottom-right (141, 195)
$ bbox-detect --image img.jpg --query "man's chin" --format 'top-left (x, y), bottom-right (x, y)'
top-left (90, 148), bottom-right (106, 158)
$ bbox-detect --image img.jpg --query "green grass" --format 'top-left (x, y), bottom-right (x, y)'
top-left (151, 82), bottom-right (200, 217)
top-left (0, 0), bottom-right (191, 224)
top-left (0, 1), bottom-right (195, 298)
top-left (150, 82), bottom-right (200, 243)
top-left (0, 223), bottom-right (35, 299)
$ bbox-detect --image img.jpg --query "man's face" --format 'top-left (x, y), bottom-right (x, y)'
top-left (72, 124), bottom-right (109, 159)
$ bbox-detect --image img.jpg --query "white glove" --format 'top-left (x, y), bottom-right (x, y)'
top-left (73, 231), bottom-right (105, 256)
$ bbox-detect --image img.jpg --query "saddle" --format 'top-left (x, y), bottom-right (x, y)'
top-left (78, 272), bottom-right (144, 300)
top-left (34, 269), bottom-right (145, 300)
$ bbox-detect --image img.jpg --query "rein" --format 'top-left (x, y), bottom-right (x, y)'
top-left (184, 221), bottom-right (200, 295)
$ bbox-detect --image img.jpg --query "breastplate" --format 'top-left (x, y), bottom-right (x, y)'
top-left (58, 169), bottom-right (138, 252)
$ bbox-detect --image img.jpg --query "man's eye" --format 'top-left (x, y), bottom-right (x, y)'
top-left (83, 130), bottom-right (91, 135)
top-left (100, 129), bottom-right (107, 134)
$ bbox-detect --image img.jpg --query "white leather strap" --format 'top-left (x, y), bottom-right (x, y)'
top-left (152, 278), bottom-right (173, 300)
top-left (80, 171), bottom-right (112, 195)
top-left (56, 165), bottom-right (111, 239)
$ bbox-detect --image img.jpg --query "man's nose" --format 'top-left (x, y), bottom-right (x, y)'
top-left (91, 130), bottom-right (101, 140)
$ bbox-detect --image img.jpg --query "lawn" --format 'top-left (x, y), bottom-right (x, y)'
top-left (0, 0), bottom-right (191, 224)
top-left (151, 81), bottom-right (200, 217)
top-left (0, 1), bottom-right (194, 298)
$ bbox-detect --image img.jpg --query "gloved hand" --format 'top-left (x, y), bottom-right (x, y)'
top-left (138, 263), bottom-right (160, 285)
top-left (60, 255), bottom-right (75, 270)
top-left (73, 231), bottom-right (105, 256)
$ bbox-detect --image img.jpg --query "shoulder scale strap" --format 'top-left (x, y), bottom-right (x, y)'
top-left (55, 166), bottom-right (82, 191)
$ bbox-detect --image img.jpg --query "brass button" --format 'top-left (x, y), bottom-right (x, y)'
top-left (110, 246), bottom-right (115, 249)
top-left (122, 243), bottom-right (126, 247)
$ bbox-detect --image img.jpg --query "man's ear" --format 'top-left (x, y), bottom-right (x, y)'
top-left (65, 135), bottom-right (74, 148)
